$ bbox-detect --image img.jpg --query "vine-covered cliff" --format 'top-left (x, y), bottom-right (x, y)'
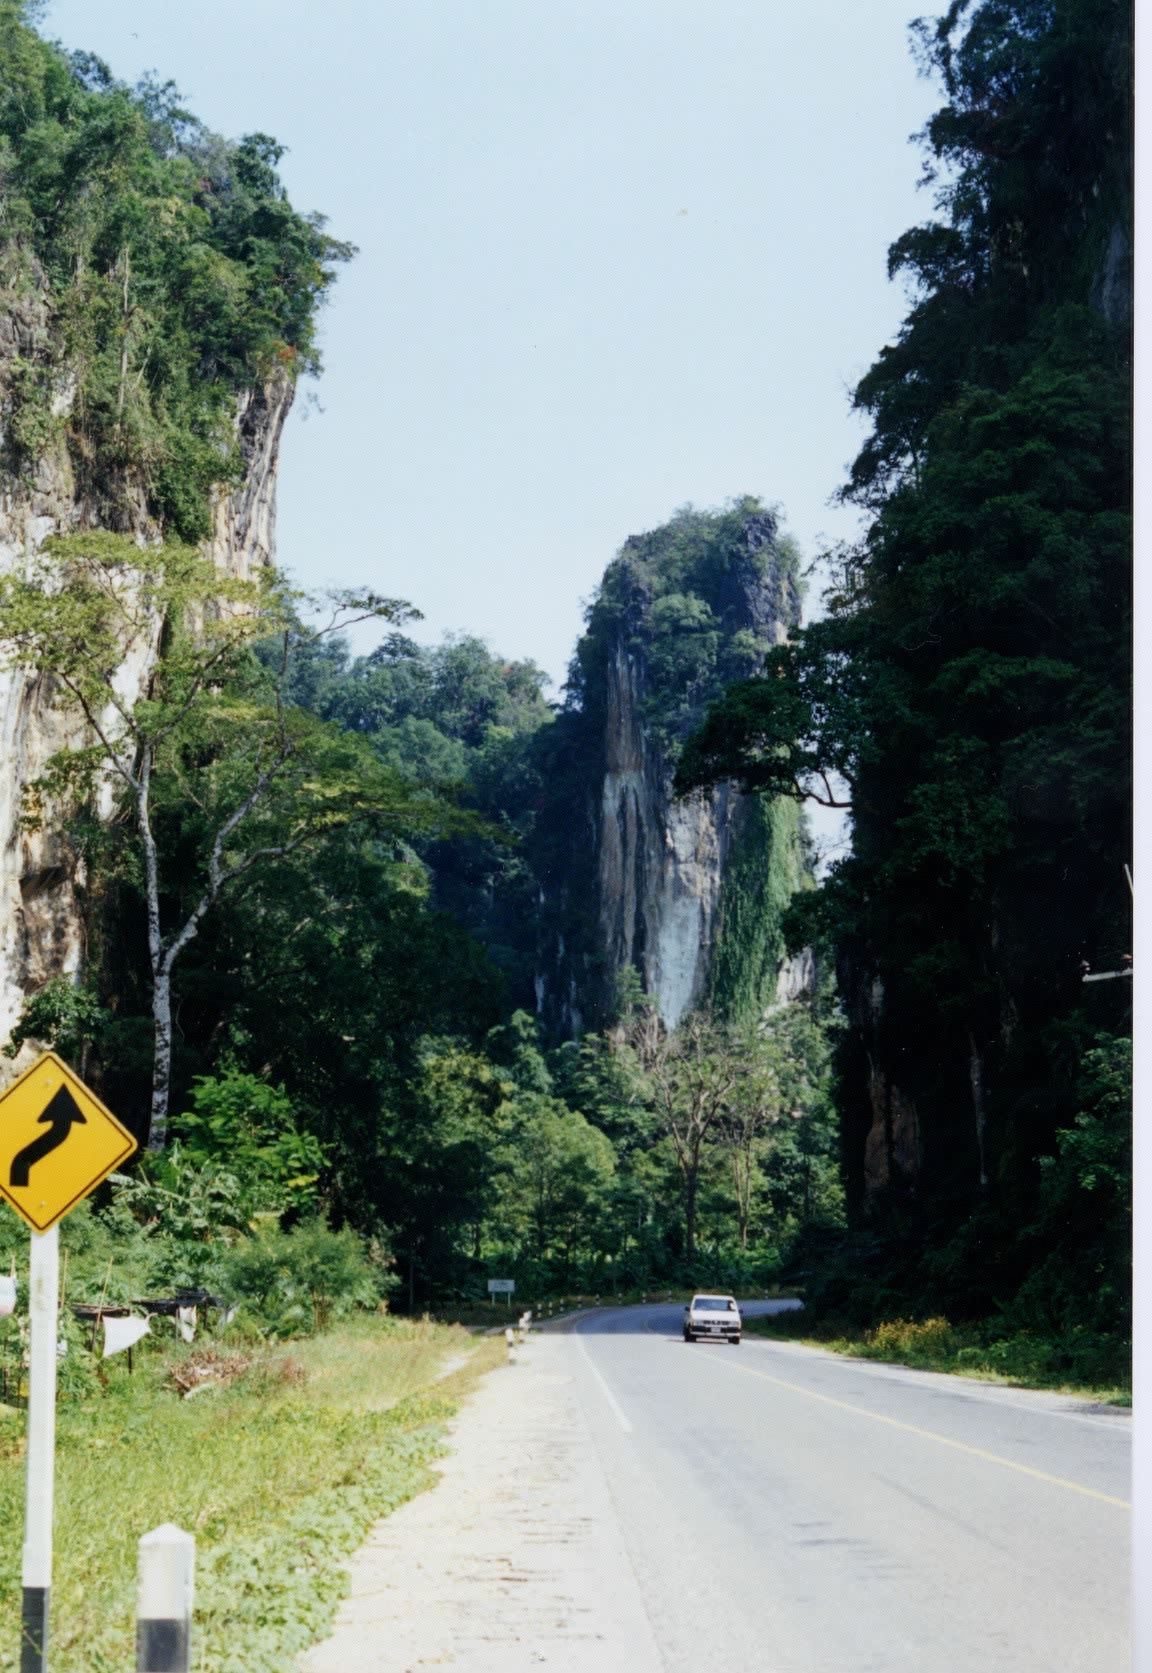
top-left (672, 0), bottom-right (1131, 1361)
top-left (0, 8), bottom-right (346, 1071)
top-left (532, 500), bottom-right (807, 1034)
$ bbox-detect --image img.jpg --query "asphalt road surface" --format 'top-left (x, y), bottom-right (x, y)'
top-left (565, 1301), bottom-right (1130, 1673)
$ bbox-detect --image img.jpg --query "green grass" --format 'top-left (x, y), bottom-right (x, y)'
top-left (742, 1310), bottom-right (1131, 1406)
top-left (0, 1317), bottom-right (502, 1672)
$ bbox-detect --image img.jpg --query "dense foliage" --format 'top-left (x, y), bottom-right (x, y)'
top-left (1, 2), bottom-right (1128, 1402)
top-left (0, 530), bottom-right (437, 1144)
top-left (4, 565), bottom-right (832, 1302)
top-left (568, 498), bottom-right (799, 756)
top-left (0, 1), bottom-right (349, 537)
top-left (678, 0), bottom-right (1131, 1360)
top-left (279, 630), bottom-right (554, 1001)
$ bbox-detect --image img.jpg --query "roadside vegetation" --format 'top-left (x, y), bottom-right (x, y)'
top-left (743, 1309), bottom-right (1130, 1407)
top-left (0, 1318), bottom-right (498, 1673)
top-left (677, 0), bottom-right (1131, 1384)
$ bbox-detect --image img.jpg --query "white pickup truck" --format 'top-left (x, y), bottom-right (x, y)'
top-left (683, 1293), bottom-right (742, 1344)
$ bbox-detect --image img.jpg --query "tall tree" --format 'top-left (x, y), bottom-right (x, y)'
top-left (614, 1006), bottom-right (738, 1261)
top-left (0, 531), bottom-right (444, 1145)
top-left (679, 0), bottom-right (1131, 1254)
top-left (714, 1025), bottom-right (791, 1252)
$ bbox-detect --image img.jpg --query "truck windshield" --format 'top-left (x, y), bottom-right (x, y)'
top-left (693, 1298), bottom-right (734, 1311)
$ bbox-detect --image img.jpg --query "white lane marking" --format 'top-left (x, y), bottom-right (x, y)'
top-left (574, 1326), bottom-right (633, 1432)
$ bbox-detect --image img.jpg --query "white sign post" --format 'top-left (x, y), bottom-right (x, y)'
top-left (487, 1278), bottom-right (515, 1308)
top-left (0, 1052), bottom-right (139, 1673)
top-left (21, 1226), bottom-right (58, 1673)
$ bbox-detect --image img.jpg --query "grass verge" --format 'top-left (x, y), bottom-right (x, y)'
top-left (742, 1310), bottom-right (1131, 1406)
top-left (0, 1317), bottom-right (503, 1672)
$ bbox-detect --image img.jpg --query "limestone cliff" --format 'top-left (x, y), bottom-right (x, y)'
top-left (0, 272), bottom-right (292, 1068)
top-left (597, 641), bottom-right (734, 1027)
top-left (0, 16), bottom-right (347, 1079)
top-left (533, 501), bottom-right (807, 1034)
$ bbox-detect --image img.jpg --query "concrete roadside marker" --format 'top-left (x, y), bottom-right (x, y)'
top-left (137, 1524), bottom-right (195, 1672)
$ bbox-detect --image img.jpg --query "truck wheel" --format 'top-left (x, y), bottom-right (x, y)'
top-left (731, 1336), bottom-right (741, 1345)
top-left (683, 1329), bottom-right (693, 1342)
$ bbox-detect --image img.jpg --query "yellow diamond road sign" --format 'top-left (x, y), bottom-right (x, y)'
top-left (0, 1051), bottom-right (137, 1232)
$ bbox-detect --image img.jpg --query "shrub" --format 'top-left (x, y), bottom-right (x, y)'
top-left (222, 1222), bottom-right (385, 1336)
top-left (174, 1069), bottom-right (328, 1220)
top-left (866, 1317), bottom-right (958, 1361)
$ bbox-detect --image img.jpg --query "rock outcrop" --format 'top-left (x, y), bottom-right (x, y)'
top-left (0, 281), bottom-right (292, 1074)
top-left (534, 502), bottom-right (805, 1033)
top-left (598, 641), bottom-right (741, 1028)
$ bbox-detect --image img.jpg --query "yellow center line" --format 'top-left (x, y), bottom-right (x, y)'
top-left (686, 1346), bottom-right (1130, 1509)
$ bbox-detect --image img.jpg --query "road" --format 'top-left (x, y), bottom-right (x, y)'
top-left (567, 1301), bottom-right (1130, 1673)
top-left (302, 1303), bottom-right (1130, 1673)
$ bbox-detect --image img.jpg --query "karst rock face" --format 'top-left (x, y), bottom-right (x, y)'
top-left (534, 505), bottom-right (806, 1035)
top-left (0, 283), bottom-right (293, 1078)
top-left (597, 638), bottom-right (740, 1030)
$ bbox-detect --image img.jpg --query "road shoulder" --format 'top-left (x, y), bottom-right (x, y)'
top-left (300, 1331), bottom-right (664, 1673)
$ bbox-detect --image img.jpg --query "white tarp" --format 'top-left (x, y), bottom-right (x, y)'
top-left (103, 1314), bottom-right (150, 1358)
top-left (176, 1306), bottom-right (197, 1344)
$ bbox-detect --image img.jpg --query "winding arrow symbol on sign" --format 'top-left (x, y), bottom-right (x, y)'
top-left (9, 1085), bottom-right (87, 1187)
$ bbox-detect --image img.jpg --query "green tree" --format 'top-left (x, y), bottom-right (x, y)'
top-left (678, 0), bottom-right (1130, 1283)
top-left (279, 631), bottom-right (555, 1011)
top-left (222, 1220), bottom-right (384, 1333)
top-left (714, 1025), bottom-right (790, 1252)
top-left (0, 530), bottom-right (445, 1146)
top-left (397, 1042), bottom-right (516, 1291)
top-left (0, 6), bottom-right (352, 536)
top-left (1008, 1032), bottom-right (1131, 1338)
top-left (2, 977), bottom-right (109, 1079)
top-left (492, 1098), bottom-right (616, 1279)
top-left (612, 1005), bottom-right (739, 1263)
top-left (173, 1068), bottom-right (327, 1218)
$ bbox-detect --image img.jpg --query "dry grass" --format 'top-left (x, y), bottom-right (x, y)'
top-left (287, 1315), bottom-right (477, 1411)
top-left (168, 1347), bottom-right (256, 1396)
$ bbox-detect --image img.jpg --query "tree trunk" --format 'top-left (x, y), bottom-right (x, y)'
top-left (734, 1148), bottom-right (752, 1250)
top-left (684, 1168), bottom-right (698, 1262)
top-left (136, 747), bottom-right (172, 1153)
top-left (148, 965), bottom-right (173, 1153)
top-left (968, 1033), bottom-right (988, 1188)
top-left (116, 247), bottom-right (131, 418)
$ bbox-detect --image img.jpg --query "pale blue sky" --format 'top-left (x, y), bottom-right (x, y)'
top-left (44, 1), bottom-right (939, 689)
